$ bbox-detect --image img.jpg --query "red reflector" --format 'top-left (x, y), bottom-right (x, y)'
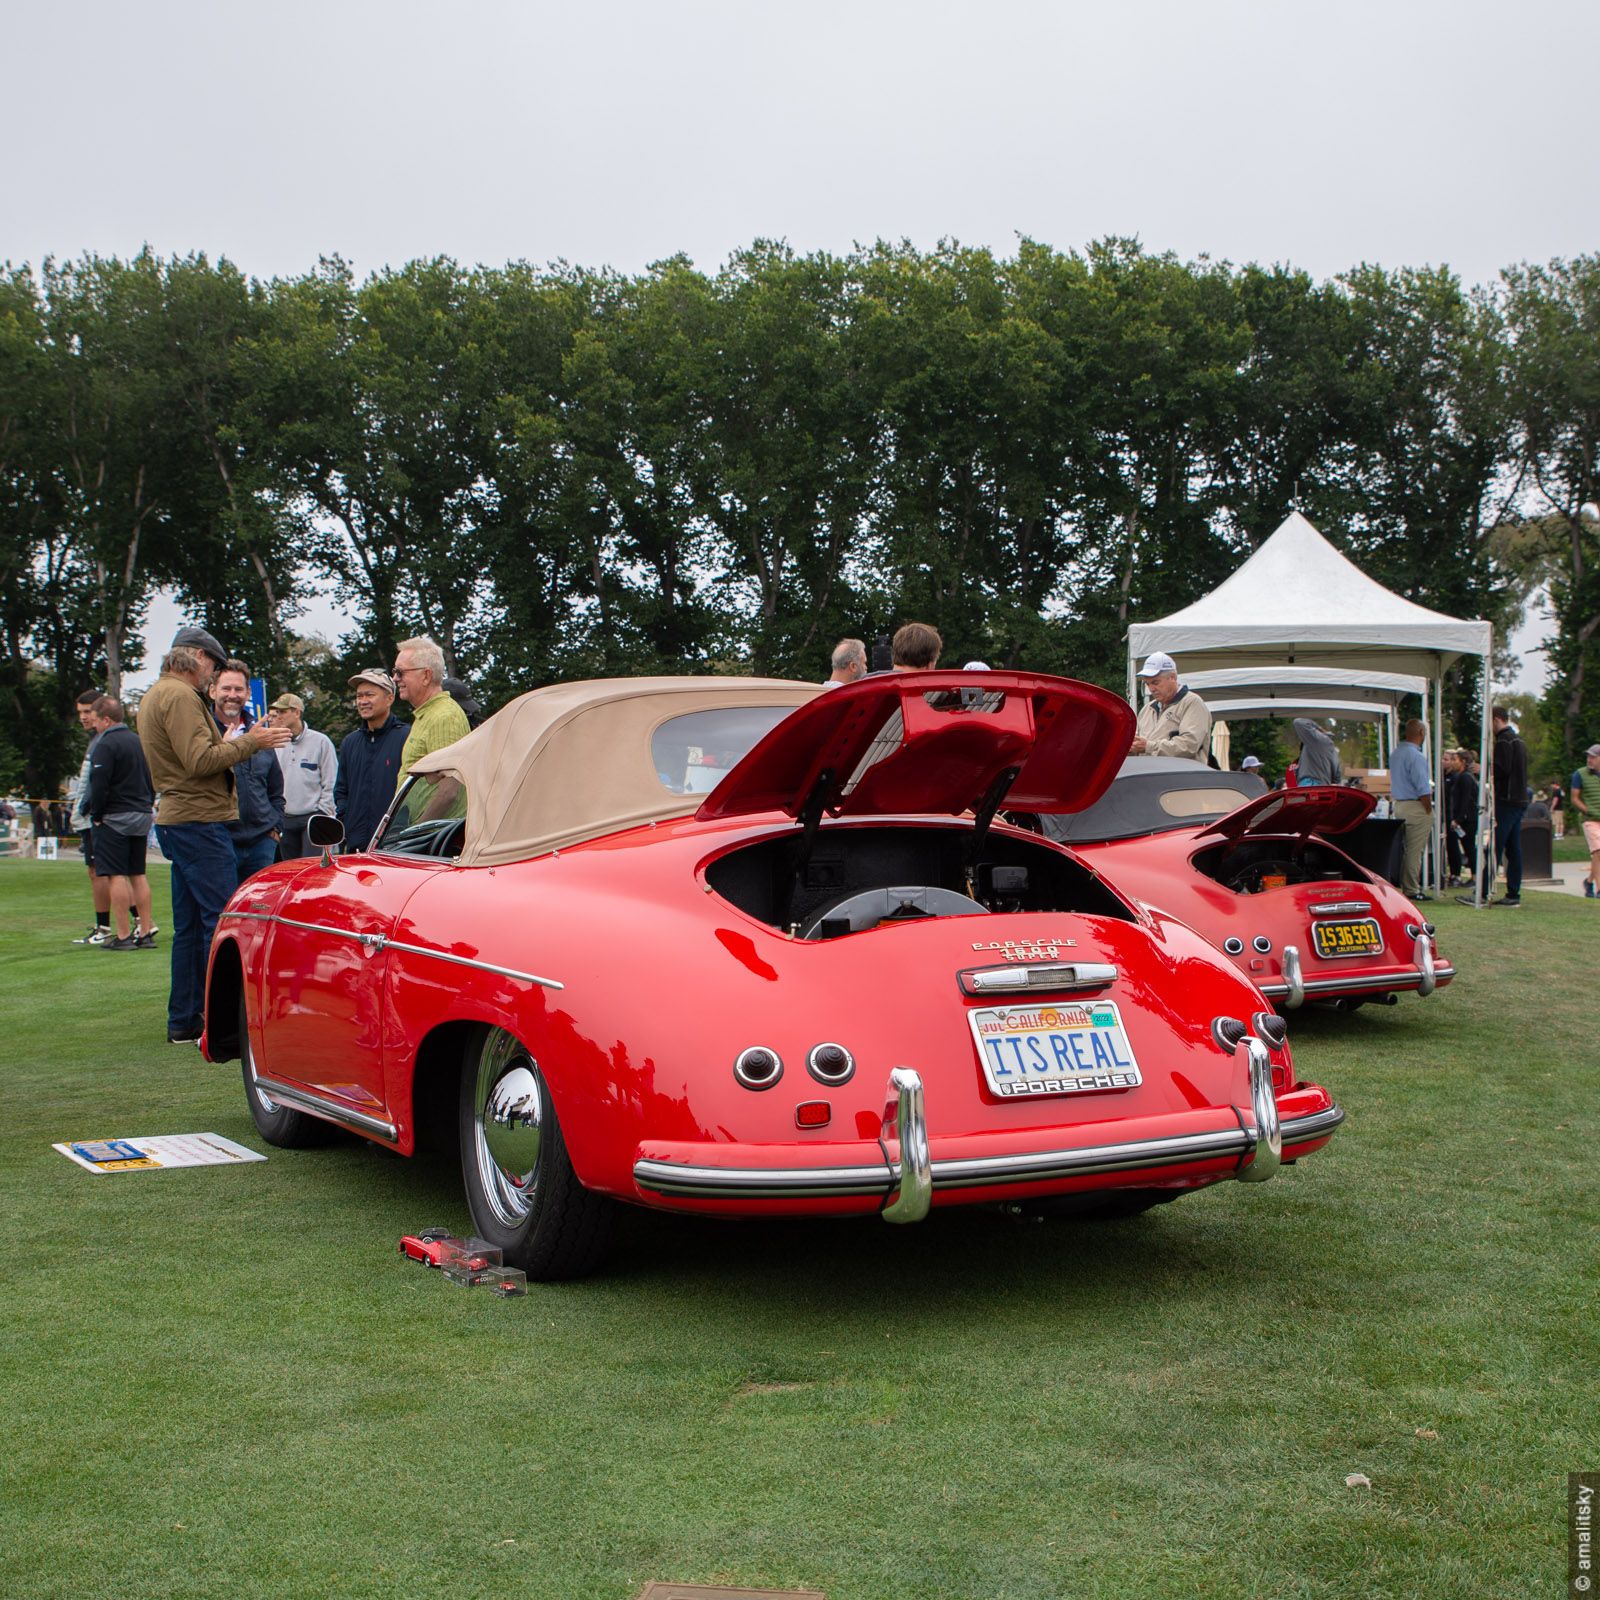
top-left (794, 1100), bottom-right (831, 1128)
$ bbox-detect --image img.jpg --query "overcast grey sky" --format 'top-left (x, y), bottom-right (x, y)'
top-left (9, 0), bottom-right (1591, 691)
top-left (9, 0), bottom-right (1595, 289)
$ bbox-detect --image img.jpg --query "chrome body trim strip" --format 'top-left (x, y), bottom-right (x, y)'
top-left (632, 1157), bottom-right (893, 1199)
top-left (215, 910), bottom-right (563, 989)
top-left (1308, 900), bottom-right (1374, 915)
top-left (1278, 1105), bottom-right (1345, 1143)
top-left (383, 938), bottom-right (564, 991)
top-left (252, 1075), bottom-right (398, 1141)
top-left (1258, 965), bottom-right (1455, 998)
top-left (916, 1126), bottom-right (1250, 1189)
top-left (881, 1067), bottom-right (932, 1222)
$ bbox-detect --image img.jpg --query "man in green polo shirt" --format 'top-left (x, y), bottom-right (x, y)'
top-left (1570, 743), bottom-right (1600, 898)
top-left (393, 635), bottom-right (471, 822)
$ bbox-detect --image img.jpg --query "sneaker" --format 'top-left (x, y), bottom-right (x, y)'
top-left (167, 1024), bottom-right (203, 1045)
top-left (134, 929), bottom-right (158, 948)
top-left (1585, 880), bottom-right (1595, 899)
top-left (101, 934), bottom-right (140, 951)
top-left (1490, 896), bottom-right (1522, 908)
top-left (72, 925), bottom-right (114, 945)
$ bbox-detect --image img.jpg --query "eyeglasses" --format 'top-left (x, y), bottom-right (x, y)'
top-left (391, 666), bottom-right (418, 678)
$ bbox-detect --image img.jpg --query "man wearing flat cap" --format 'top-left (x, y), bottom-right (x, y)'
top-left (264, 692), bottom-right (337, 859)
top-left (334, 669), bottom-right (409, 853)
top-left (137, 625), bottom-right (291, 1044)
top-left (1129, 652), bottom-right (1211, 763)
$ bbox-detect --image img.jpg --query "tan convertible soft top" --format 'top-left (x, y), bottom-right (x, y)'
top-left (406, 676), bottom-right (822, 866)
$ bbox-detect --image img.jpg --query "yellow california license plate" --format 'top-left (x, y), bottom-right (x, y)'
top-left (1313, 917), bottom-right (1383, 958)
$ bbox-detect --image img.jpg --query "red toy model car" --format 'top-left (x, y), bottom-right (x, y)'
top-left (1026, 757), bottom-right (1454, 1013)
top-left (398, 1230), bottom-right (462, 1267)
top-left (201, 674), bottom-right (1343, 1280)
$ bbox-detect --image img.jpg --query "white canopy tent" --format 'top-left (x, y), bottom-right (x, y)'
top-left (1127, 513), bottom-right (1494, 901)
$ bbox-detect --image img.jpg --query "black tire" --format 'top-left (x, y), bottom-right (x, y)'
top-left (240, 993), bottom-right (336, 1148)
top-left (458, 1025), bottom-right (613, 1281)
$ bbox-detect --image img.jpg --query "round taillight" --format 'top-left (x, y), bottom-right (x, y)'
top-left (1223, 937), bottom-right (1245, 955)
top-left (733, 1046), bottom-right (782, 1090)
top-left (1252, 935), bottom-right (1272, 954)
top-left (807, 1042), bottom-right (856, 1085)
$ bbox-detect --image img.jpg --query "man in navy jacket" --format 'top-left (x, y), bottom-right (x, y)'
top-left (210, 661), bottom-right (286, 884)
top-left (335, 669), bottom-right (409, 852)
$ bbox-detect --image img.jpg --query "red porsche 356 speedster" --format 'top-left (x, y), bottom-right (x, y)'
top-left (1029, 756), bottom-right (1454, 1012)
top-left (201, 672), bottom-right (1343, 1279)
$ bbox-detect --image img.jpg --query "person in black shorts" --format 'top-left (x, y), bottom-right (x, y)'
top-left (69, 688), bottom-right (114, 943)
top-left (85, 696), bottom-right (157, 949)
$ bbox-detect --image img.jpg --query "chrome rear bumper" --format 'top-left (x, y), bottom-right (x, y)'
top-left (633, 1055), bottom-right (1342, 1214)
top-left (1258, 961), bottom-right (1455, 1002)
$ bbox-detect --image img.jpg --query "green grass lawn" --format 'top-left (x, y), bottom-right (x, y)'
top-left (1, 861), bottom-right (1590, 1599)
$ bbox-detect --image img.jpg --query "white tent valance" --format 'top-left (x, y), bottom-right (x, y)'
top-left (1128, 512), bottom-right (1491, 679)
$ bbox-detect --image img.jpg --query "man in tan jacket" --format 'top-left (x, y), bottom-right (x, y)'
top-left (139, 627), bottom-right (290, 1044)
top-left (1129, 652), bottom-right (1212, 763)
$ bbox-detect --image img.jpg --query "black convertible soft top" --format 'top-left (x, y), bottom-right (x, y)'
top-left (1032, 756), bottom-right (1269, 844)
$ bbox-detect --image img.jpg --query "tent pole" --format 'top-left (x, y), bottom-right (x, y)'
top-left (1440, 672), bottom-right (1452, 902)
top-left (1477, 637), bottom-right (1494, 907)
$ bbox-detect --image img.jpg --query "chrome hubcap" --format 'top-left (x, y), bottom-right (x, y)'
top-left (473, 1029), bottom-right (544, 1226)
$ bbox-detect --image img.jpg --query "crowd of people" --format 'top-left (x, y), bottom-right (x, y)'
top-left (62, 625), bottom-right (473, 1045)
top-left (45, 623), bottom-right (1599, 1042)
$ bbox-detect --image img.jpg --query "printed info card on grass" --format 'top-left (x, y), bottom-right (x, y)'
top-left (54, 1134), bottom-right (266, 1174)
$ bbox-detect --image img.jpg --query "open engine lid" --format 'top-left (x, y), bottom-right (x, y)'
top-left (1195, 783), bottom-right (1376, 842)
top-left (696, 670), bottom-right (1135, 824)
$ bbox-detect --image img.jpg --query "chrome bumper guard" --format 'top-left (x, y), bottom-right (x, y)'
top-left (1281, 943), bottom-right (1305, 1010)
top-left (881, 1067), bottom-right (931, 1223)
top-left (1414, 931), bottom-right (1437, 997)
top-left (632, 1055), bottom-right (1342, 1213)
top-left (1233, 1037), bottom-right (1281, 1183)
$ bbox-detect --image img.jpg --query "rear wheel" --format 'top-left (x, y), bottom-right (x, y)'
top-left (240, 993), bottom-right (335, 1147)
top-left (458, 1026), bottom-right (613, 1281)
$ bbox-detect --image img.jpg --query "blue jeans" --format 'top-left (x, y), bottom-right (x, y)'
top-left (233, 833), bottom-right (278, 886)
top-left (156, 822), bottom-right (237, 1034)
top-left (1486, 804), bottom-right (1526, 899)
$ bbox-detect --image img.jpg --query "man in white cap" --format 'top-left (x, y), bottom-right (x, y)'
top-left (1130, 652), bottom-right (1211, 763)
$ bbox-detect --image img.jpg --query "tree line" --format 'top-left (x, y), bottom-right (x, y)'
top-left (2, 238), bottom-right (1596, 797)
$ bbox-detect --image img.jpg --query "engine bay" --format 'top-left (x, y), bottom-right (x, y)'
top-left (705, 822), bottom-right (1134, 938)
top-left (1190, 835), bottom-right (1372, 895)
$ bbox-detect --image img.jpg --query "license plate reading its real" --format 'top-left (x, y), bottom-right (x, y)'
top-left (969, 1001), bottom-right (1142, 1098)
top-left (1312, 917), bottom-right (1383, 958)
